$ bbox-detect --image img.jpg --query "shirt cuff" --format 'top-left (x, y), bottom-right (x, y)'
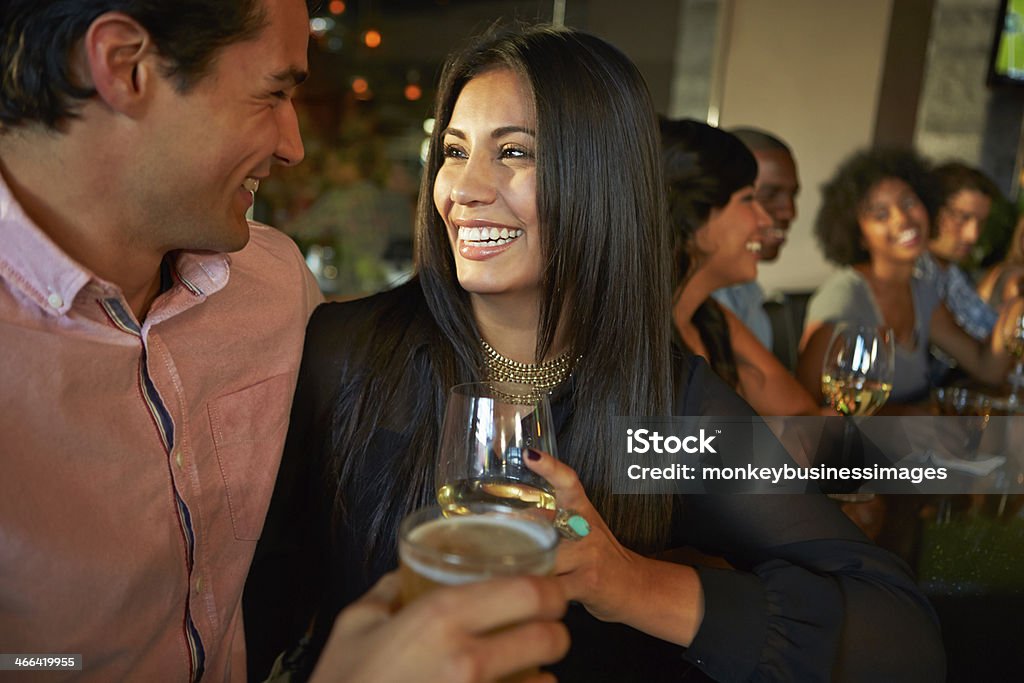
top-left (683, 566), bottom-right (767, 682)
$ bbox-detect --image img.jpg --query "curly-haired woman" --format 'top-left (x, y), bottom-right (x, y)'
top-left (797, 148), bottom-right (1015, 406)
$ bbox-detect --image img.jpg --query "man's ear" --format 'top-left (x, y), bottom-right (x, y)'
top-left (78, 12), bottom-right (156, 116)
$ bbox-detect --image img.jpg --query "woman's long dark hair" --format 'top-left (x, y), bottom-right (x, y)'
top-left (328, 24), bottom-right (675, 554)
top-left (660, 118), bottom-right (757, 389)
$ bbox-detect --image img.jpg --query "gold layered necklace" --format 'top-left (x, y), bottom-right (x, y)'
top-left (480, 338), bottom-right (577, 394)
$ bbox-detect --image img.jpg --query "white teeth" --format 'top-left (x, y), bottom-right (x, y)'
top-left (896, 229), bottom-right (918, 244)
top-left (457, 227), bottom-right (524, 244)
top-left (242, 177), bottom-right (260, 193)
top-left (745, 241), bottom-right (762, 253)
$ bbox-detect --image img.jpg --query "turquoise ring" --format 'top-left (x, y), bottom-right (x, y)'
top-left (553, 508), bottom-right (590, 541)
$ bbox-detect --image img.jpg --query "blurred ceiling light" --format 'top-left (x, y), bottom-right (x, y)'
top-left (309, 16), bottom-right (335, 36)
top-left (364, 29), bottom-right (382, 48)
top-left (404, 84), bottom-right (422, 101)
top-left (329, 0), bottom-right (346, 14)
top-left (352, 77), bottom-right (369, 94)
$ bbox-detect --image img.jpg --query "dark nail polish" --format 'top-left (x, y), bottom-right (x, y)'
top-left (527, 449), bottom-right (542, 461)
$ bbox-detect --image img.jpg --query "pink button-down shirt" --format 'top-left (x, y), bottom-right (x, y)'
top-left (0, 176), bottom-right (322, 681)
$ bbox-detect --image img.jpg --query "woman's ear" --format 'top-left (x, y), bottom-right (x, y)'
top-left (691, 220), bottom-right (714, 259)
top-left (77, 12), bottom-right (155, 117)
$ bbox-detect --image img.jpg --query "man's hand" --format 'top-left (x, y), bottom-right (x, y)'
top-left (309, 572), bottom-right (569, 683)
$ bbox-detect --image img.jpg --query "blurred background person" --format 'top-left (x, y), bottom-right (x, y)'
top-left (918, 162), bottom-right (1003, 383)
top-left (710, 127), bottom-right (800, 353)
top-left (798, 148), bottom-right (1014, 408)
top-left (919, 162), bottom-right (1001, 338)
top-left (730, 128), bottom-right (801, 264)
top-left (662, 118), bottom-right (821, 416)
top-left (287, 142), bottom-right (414, 298)
top-left (978, 214), bottom-right (1024, 308)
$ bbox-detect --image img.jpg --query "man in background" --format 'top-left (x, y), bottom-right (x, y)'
top-left (917, 162), bottom-right (1002, 381)
top-left (0, 1), bottom-right (566, 680)
top-left (713, 127), bottom-right (801, 355)
top-left (919, 162), bottom-right (1000, 338)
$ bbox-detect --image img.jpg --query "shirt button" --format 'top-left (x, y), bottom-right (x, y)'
top-left (175, 451), bottom-right (183, 469)
top-left (47, 293), bottom-right (64, 309)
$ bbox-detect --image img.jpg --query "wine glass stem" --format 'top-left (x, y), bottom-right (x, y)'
top-left (841, 417), bottom-right (859, 470)
top-left (1012, 362), bottom-right (1024, 405)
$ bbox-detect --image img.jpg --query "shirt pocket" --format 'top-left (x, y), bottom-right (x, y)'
top-left (208, 373), bottom-right (293, 541)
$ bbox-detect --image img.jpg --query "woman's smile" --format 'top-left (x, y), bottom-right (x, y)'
top-left (457, 225), bottom-right (525, 246)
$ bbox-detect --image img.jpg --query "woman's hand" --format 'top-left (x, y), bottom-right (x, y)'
top-left (524, 448), bottom-right (644, 623)
top-left (930, 301), bottom-right (1015, 386)
top-left (525, 450), bottom-right (704, 646)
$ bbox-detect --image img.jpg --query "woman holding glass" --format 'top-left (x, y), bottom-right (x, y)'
top-left (797, 148), bottom-right (1015, 408)
top-left (249, 26), bottom-right (944, 682)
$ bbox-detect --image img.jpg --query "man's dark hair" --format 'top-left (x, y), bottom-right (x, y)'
top-left (815, 148), bottom-right (939, 266)
top-left (0, 0), bottom-right (317, 130)
top-left (729, 126), bottom-right (793, 156)
top-left (933, 161), bottom-right (1001, 208)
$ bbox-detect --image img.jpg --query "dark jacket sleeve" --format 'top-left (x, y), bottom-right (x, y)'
top-left (243, 301), bottom-right (351, 681)
top-left (244, 284), bottom-right (426, 682)
top-left (674, 356), bottom-right (945, 682)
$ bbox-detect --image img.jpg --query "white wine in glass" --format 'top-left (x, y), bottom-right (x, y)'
top-left (821, 323), bottom-right (895, 503)
top-left (821, 324), bottom-right (895, 417)
top-left (821, 374), bottom-right (893, 417)
top-left (436, 382), bottom-right (559, 516)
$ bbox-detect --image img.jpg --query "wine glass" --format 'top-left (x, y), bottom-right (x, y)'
top-left (821, 323), bottom-right (896, 417)
top-left (436, 382), bottom-right (559, 517)
top-left (820, 323), bottom-right (895, 502)
top-left (932, 386), bottom-right (993, 461)
top-left (1005, 311), bottom-right (1024, 407)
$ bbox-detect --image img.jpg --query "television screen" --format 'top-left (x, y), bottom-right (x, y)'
top-left (989, 0), bottom-right (1024, 86)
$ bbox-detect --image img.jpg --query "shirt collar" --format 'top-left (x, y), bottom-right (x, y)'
top-left (914, 252), bottom-right (937, 279)
top-left (0, 173), bottom-right (231, 315)
top-left (0, 174), bottom-right (92, 315)
top-left (168, 249), bottom-right (231, 300)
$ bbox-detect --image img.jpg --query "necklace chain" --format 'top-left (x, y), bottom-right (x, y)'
top-left (480, 338), bottom-right (576, 392)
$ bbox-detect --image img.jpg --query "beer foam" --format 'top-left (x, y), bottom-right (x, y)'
top-left (402, 514), bottom-right (555, 585)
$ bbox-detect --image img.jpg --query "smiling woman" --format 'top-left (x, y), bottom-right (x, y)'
top-left (662, 118), bottom-right (820, 416)
top-left (798, 148), bottom-right (1016, 406)
top-left (247, 24), bottom-right (946, 683)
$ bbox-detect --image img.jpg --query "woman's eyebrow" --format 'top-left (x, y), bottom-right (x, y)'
top-left (441, 126), bottom-right (536, 139)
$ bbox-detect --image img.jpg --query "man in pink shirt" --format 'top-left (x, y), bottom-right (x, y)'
top-left (0, 1), bottom-right (567, 681)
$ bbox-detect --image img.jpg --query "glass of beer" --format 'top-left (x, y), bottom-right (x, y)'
top-left (436, 382), bottom-right (559, 516)
top-left (398, 503), bottom-right (560, 682)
